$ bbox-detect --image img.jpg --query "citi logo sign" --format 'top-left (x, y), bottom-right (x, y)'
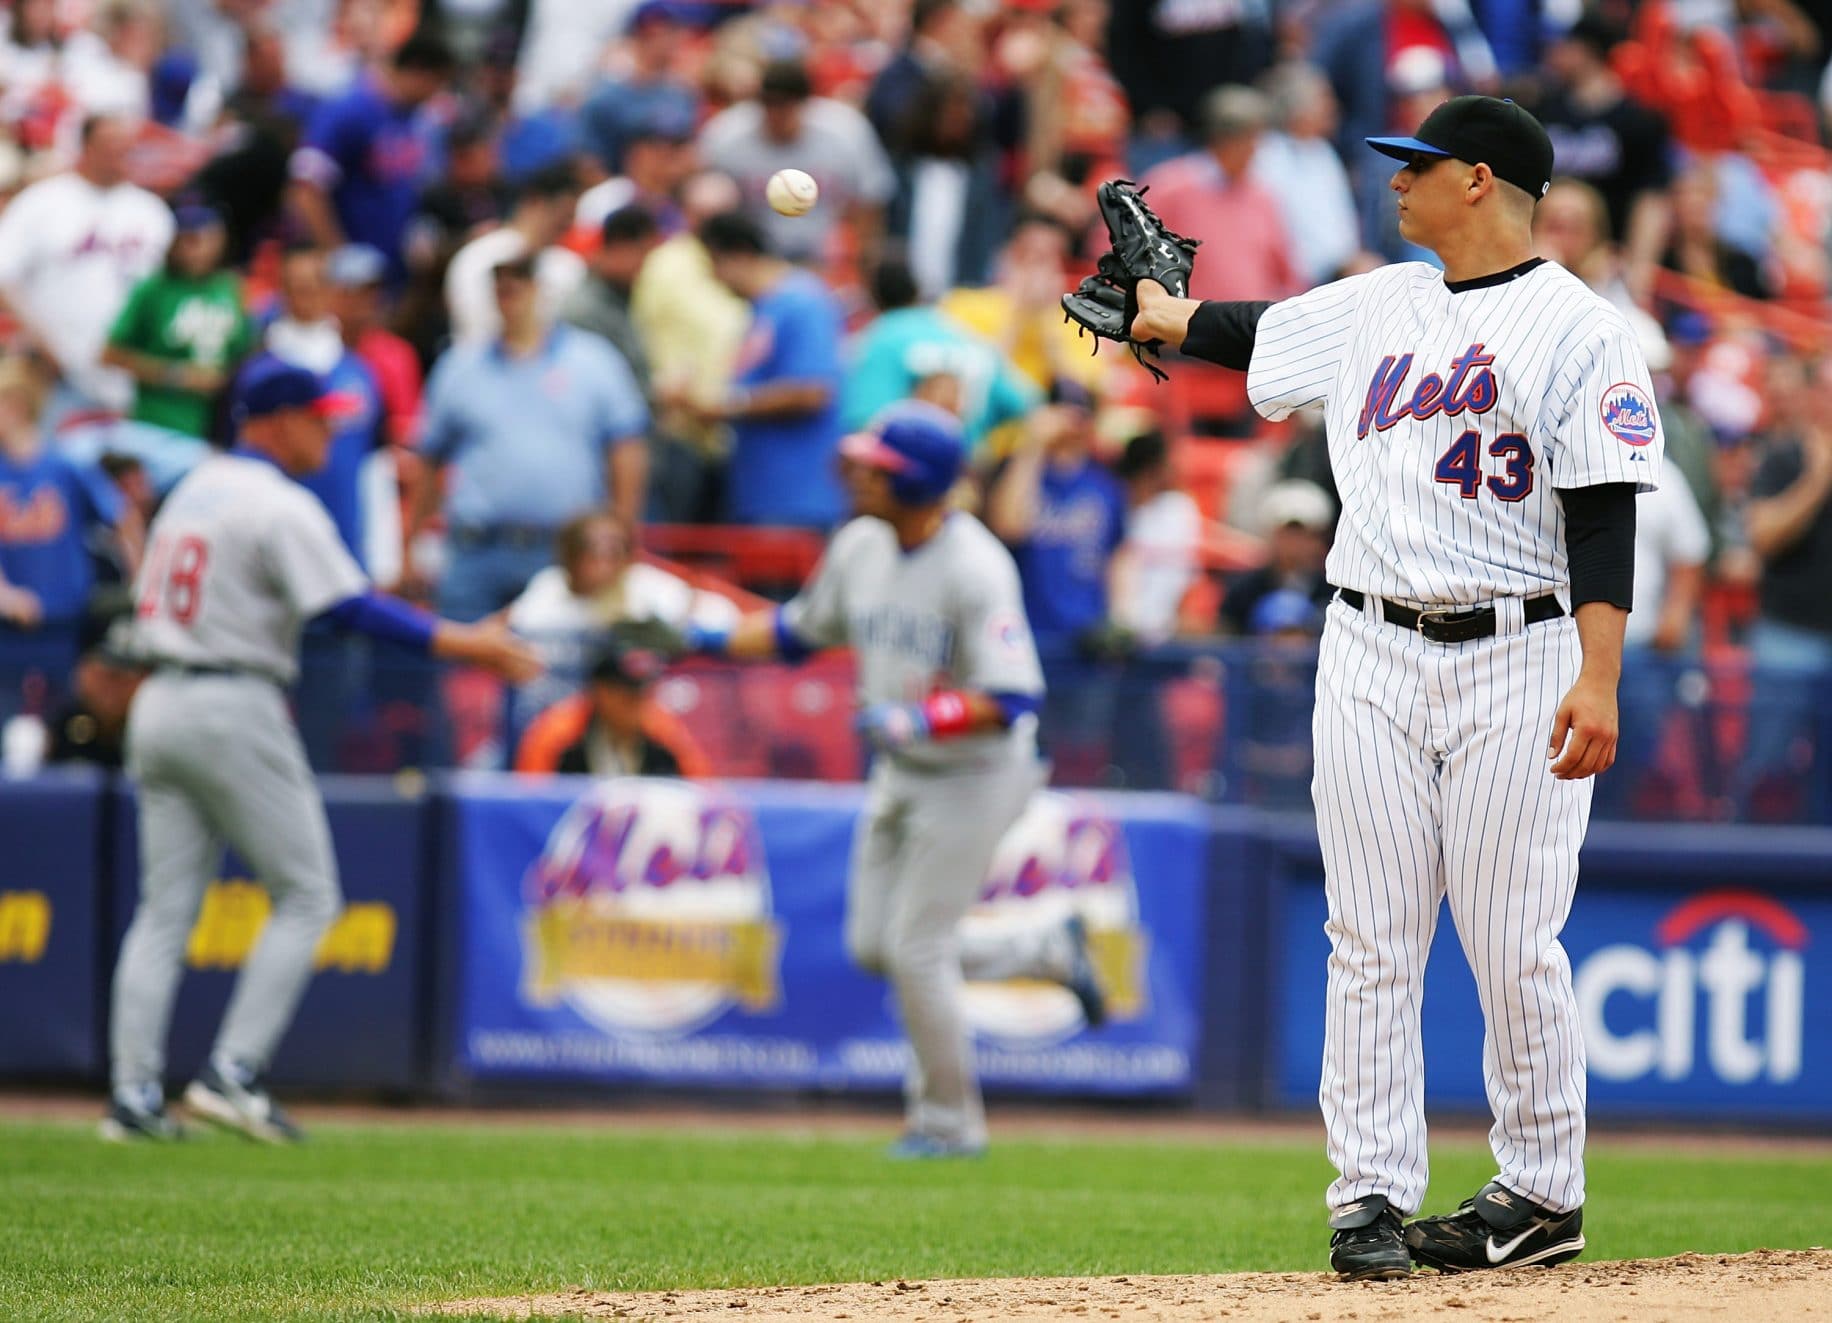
top-left (1575, 891), bottom-right (1805, 1086)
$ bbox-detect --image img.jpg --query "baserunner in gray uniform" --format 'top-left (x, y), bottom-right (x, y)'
top-left (679, 401), bottom-right (1104, 1157)
top-left (103, 357), bottom-right (539, 1144)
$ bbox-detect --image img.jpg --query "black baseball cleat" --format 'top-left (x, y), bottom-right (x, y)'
top-left (185, 1060), bottom-right (306, 1144)
top-left (98, 1094), bottom-right (185, 1143)
top-left (1406, 1181), bottom-right (1585, 1273)
top-left (1329, 1194), bottom-right (1412, 1281)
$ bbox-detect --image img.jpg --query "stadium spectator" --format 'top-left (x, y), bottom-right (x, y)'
top-left (574, 100), bottom-right (696, 237)
top-left (60, 0), bottom-right (160, 121)
top-left (985, 383), bottom-right (1127, 655)
top-left (562, 204), bottom-right (662, 396)
top-left (504, 509), bottom-right (734, 716)
top-left (473, 27), bottom-right (579, 187)
top-left (103, 202), bottom-right (254, 441)
top-left (697, 56), bottom-right (896, 265)
top-left (408, 106), bottom-right (511, 269)
top-left (0, 355), bottom-right (142, 635)
top-left (1529, 11), bottom-right (1674, 300)
top-left (1661, 164), bottom-right (1772, 301)
top-left (512, 641), bottom-right (708, 778)
top-left (192, 23), bottom-right (320, 268)
top-left (0, 0), bottom-right (63, 143)
top-left (1021, 0), bottom-right (1130, 193)
top-left (578, 1), bottom-right (700, 178)
top-left (1737, 356), bottom-right (1832, 818)
top-left (287, 30), bottom-right (455, 280)
top-left (843, 256), bottom-right (1039, 456)
top-left (1142, 87), bottom-right (1300, 305)
top-left (941, 214), bottom-right (1106, 397)
top-left (864, 0), bottom-right (984, 153)
top-left (630, 171), bottom-right (750, 524)
top-left (1108, 0), bottom-right (1275, 155)
top-left (327, 243), bottom-right (422, 449)
top-left (414, 251), bottom-right (650, 621)
top-left (445, 165), bottom-right (585, 346)
top-left (691, 210), bottom-right (846, 530)
top-left (0, 115), bottom-right (173, 421)
top-left (1219, 480), bottom-right (1335, 637)
top-left (1253, 64), bottom-right (1364, 286)
top-left (1532, 178), bottom-right (1672, 372)
top-left (882, 68), bottom-right (1014, 299)
top-left (1109, 431), bottom-right (1201, 645)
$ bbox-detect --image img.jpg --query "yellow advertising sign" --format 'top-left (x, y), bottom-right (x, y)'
top-left (184, 880), bottom-right (395, 973)
top-left (522, 901), bottom-right (782, 1011)
top-left (0, 891), bottom-right (50, 963)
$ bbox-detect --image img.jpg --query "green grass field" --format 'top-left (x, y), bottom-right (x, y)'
top-left (2, 1116), bottom-right (1826, 1322)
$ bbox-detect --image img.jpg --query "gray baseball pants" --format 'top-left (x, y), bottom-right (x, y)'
top-left (846, 750), bottom-right (1062, 1148)
top-left (110, 673), bottom-right (342, 1092)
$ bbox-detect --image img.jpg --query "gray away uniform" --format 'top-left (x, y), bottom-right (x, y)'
top-left (782, 512), bottom-right (1069, 1146)
top-left (111, 453), bottom-right (366, 1093)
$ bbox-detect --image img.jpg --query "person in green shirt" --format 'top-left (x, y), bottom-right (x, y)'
top-left (103, 203), bottom-right (255, 439)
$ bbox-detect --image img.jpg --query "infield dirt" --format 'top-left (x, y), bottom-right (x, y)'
top-left (442, 1248), bottom-right (1831, 1322)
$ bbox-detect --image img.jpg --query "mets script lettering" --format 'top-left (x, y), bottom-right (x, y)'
top-left (1357, 343), bottom-right (1499, 438)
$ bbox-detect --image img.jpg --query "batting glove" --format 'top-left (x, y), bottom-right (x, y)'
top-left (856, 701), bottom-right (931, 753)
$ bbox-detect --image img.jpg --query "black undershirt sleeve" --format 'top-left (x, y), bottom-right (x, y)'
top-left (1558, 482), bottom-right (1638, 611)
top-left (1179, 300), bottom-right (1273, 371)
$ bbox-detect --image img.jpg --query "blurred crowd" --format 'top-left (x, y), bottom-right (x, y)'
top-left (5, 0), bottom-right (1832, 818)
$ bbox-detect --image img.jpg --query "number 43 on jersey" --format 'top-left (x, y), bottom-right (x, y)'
top-left (1434, 430), bottom-right (1534, 502)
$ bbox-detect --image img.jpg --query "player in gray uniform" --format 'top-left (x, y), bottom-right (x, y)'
top-left (678, 401), bottom-right (1104, 1157)
top-left (104, 358), bottom-right (539, 1144)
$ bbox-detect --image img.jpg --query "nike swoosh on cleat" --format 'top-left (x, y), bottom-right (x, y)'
top-left (1486, 1226), bottom-right (1539, 1263)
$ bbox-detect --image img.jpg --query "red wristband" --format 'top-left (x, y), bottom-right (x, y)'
top-left (920, 690), bottom-right (976, 739)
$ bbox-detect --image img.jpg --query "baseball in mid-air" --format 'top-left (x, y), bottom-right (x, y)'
top-left (766, 168), bottom-right (819, 217)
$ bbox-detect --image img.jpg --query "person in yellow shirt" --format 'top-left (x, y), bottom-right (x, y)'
top-left (942, 214), bottom-right (1109, 398)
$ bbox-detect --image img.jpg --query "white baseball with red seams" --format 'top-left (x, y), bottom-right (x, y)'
top-left (1245, 257), bottom-right (1666, 1218)
top-left (766, 168), bottom-right (819, 217)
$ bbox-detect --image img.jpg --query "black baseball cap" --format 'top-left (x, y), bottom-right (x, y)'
top-left (1366, 96), bottom-right (1555, 200)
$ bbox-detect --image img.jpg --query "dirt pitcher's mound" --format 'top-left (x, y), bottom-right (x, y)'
top-left (438, 1248), bottom-right (1830, 1321)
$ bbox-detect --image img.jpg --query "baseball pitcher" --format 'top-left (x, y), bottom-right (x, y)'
top-left (1066, 98), bottom-right (1660, 1277)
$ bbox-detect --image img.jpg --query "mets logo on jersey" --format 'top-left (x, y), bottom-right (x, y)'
top-left (1600, 383), bottom-right (1657, 446)
top-left (519, 779), bottom-right (783, 1037)
top-left (961, 792), bottom-right (1147, 1044)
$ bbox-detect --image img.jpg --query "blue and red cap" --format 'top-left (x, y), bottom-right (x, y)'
top-left (233, 355), bottom-right (362, 422)
top-left (839, 401), bottom-right (966, 507)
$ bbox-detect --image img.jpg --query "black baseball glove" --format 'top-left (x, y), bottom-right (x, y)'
top-left (1060, 180), bottom-right (1201, 383)
top-left (604, 616), bottom-right (690, 662)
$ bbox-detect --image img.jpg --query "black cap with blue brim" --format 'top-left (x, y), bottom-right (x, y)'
top-left (1366, 95), bottom-right (1556, 200)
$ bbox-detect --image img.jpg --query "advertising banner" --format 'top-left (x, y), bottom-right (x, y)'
top-left (1273, 825), bottom-right (1832, 1119)
top-left (0, 769), bottom-right (107, 1077)
top-left (450, 775), bottom-right (1207, 1096)
top-left (108, 778), bottom-right (429, 1089)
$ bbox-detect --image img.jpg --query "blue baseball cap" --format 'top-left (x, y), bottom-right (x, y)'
top-left (326, 243), bottom-right (388, 288)
top-left (173, 201), bottom-right (223, 232)
top-left (840, 400), bottom-right (965, 506)
top-left (1249, 589), bottom-right (1322, 636)
top-left (234, 356), bottom-right (361, 421)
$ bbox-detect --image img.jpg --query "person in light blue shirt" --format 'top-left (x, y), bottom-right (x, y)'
top-left (695, 211), bottom-right (845, 529)
top-left (843, 257), bottom-right (1040, 455)
top-left (413, 252), bottom-right (649, 621)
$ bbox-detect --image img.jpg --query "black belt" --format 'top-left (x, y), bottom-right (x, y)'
top-left (154, 661), bottom-right (280, 684)
top-left (1333, 586), bottom-right (1564, 644)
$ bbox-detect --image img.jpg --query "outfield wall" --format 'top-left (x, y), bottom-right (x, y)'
top-left (3, 770), bottom-right (1828, 1122)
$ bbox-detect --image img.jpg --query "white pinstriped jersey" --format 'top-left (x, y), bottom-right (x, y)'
top-left (1247, 260), bottom-right (1663, 607)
